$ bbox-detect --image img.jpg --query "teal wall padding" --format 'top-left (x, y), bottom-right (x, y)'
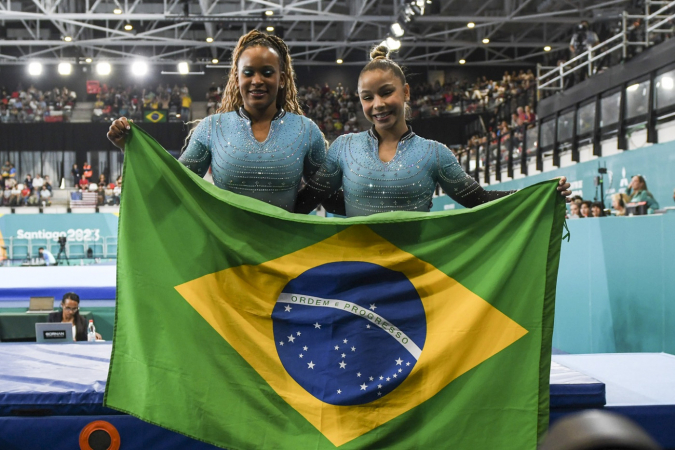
top-left (553, 213), bottom-right (675, 354)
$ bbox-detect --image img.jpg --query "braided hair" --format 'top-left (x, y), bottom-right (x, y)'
top-left (218, 30), bottom-right (303, 115)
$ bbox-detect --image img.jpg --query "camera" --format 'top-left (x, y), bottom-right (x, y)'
top-left (58, 236), bottom-right (67, 247)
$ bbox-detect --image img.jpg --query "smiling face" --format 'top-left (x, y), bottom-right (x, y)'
top-left (237, 45), bottom-right (285, 115)
top-left (570, 203), bottom-right (579, 216)
top-left (580, 203), bottom-right (590, 217)
top-left (358, 68), bottom-right (410, 134)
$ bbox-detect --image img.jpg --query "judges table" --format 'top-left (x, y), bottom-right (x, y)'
top-left (0, 312), bottom-right (93, 342)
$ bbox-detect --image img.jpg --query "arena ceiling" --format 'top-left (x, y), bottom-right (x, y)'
top-left (0, 0), bottom-right (631, 68)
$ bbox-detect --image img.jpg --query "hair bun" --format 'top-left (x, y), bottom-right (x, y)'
top-left (370, 45), bottom-right (390, 61)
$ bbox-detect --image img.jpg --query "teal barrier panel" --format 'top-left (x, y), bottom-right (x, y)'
top-left (553, 213), bottom-right (675, 354)
top-left (433, 141), bottom-right (675, 211)
top-left (0, 213), bottom-right (118, 259)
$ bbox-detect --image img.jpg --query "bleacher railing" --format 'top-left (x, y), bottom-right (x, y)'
top-left (537, 0), bottom-right (675, 92)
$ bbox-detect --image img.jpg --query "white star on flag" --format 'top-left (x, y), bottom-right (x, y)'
top-left (288, 335), bottom-right (295, 343)
top-left (339, 361), bottom-right (347, 369)
top-left (395, 358), bottom-right (403, 365)
top-left (360, 383), bottom-right (368, 390)
top-left (378, 384), bottom-right (382, 389)
top-left (406, 362), bottom-right (410, 366)
top-left (299, 354), bottom-right (304, 358)
top-left (284, 305), bottom-right (292, 312)
top-left (386, 377), bottom-right (391, 381)
top-left (279, 342), bottom-right (284, 346)
top-left (303, 346), bottom-right (308, 351)
top-left (337, 389), bottom-right (341, 394)
top-left (307, 361), bottom-right (315, 369)
top-left (369, 304), bottom-right (377, 310)
top-left (357, 372), bottom-right (361, 377)
top-left (366, 325), bottom-right (371, 329)
top-left (343, 339), bottom-right (348, 343)
top-left (334, 345), bottom-right (339, 350)
top-left (351, 346), bottom-right (356, 351)
top-left (398, 368), bottom-right (402, 372)
top-left (296, 331), bottom-right (301, 336)
top-left (369, 376), bottom-right (374, 381)
top-left (313, 322), bottom-right (321, 329)
top-left (379, 376), bottom-right (384, 380)
top-left (378, 392), bottom-right (382, 396)
top-left (393, 374), bottom-right (398, 378)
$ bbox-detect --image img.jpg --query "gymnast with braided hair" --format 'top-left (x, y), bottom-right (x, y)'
top-left (107, 30), bottom-right (329, 212)
top-left (295, 45), bottom-right (571, 216)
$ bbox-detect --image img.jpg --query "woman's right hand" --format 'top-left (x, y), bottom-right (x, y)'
top-left (107, 117), bottom-right (131, 151)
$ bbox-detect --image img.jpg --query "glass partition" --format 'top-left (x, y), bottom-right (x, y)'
top-left (577, 102), bottom-right (596, 135)
top-left (525, 126), bottom-right (538, 156)
top-left (625, 80), bottom-right (650, 119)
top-left (655, 69), bottom-right (675, 110)
top-left (557, 110), bottom-right (575, 143)
top-left (540, 119), bottom-right (555, 148)
top-left (600, 91), bottom-right (621, 127)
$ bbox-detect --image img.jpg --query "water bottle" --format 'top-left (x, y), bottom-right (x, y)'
top-left (87, 320), bottom-right (96, 342)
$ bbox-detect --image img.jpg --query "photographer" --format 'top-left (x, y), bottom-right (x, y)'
top-left (38, 247), bottom-right (56, 266)
top-left (569, 20), bottom-right (599, 84)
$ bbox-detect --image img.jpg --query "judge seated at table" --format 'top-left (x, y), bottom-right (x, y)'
top-left (48, 292), bottom-right (101, 341)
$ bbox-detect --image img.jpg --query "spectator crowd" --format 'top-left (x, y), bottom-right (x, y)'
top-left (0, 84), bottom-right (77, 123)
top-left (1, 160), bottom-right (54, 207)
top-left (92, 83), bottom-right (192, 123)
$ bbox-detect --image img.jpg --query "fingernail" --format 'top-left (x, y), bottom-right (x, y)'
top-left (126, 126), bottom-right (130, 130)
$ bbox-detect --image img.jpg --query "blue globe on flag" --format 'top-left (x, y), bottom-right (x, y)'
top-left (272, 261), bottom-right (427, 406)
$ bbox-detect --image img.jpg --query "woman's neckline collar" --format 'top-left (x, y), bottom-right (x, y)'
top-left (237, 106), bottom-right (286, 122)
top-left (367, 125), bottom-right (415, 143)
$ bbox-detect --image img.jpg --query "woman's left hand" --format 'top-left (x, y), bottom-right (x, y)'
top-left (555, 176), bottom-right (572, 203)
top-left (95, 332), bottom-right (102, 340)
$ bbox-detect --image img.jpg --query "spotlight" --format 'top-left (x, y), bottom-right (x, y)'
top-left (391, 22), bottom-right (405, 37)
top-left (178, 61), bottom-right (189, 74)
top-left (96, 62), bottom-right (112, 75)
top-left (265, 10), bottom-right (274, 16)
top-left (28, 62), bottom-right (43, 76)
top-left (662, 76), bottom-right (673, 90)
top-left (131, 61), bottom-right (148, 76)
top-left (459, 59), bottom-right (466, 64)
top-left (385, 37), bottom-right (401, 50)
top-left (467, 22), bottom-right (475, 28)
top-left (266, 26), bottom-right (275, 32)
top-left (113, 8), bottom-right (122, 14)
top-left (627, 83), bottom-right (639, 92)
top-left (336, 59), bottom-right (343, 64)
top-left (211, 58), bottom-right (219, 64)
top-left (206, 37), bottom-right (214, 43)
top-left (85, 58), bottom-right (92, 63)
top-left (64, 36), bottom-right (73, 42)
top-left (544, 45), bottom-right (551, 52)
top-left (58, 62), bottom-right (72, 75)
top-left (124, 23), bottom-right (133, 31)
top-left (482, 38), bottom-right (490, 44)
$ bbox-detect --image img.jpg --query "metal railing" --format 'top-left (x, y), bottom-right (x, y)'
top-left (537, 0), bottom-right (675, 92)
top-left (0, 236), bottom-right (117, 266)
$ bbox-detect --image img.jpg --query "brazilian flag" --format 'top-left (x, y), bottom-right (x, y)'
top-left (105, 125), bottom-right (566, 449)
top-left (143, 109), bottom-right (167, 123)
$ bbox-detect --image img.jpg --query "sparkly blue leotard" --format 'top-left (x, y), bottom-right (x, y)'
top-left (296, 127), bottom-right (515, 217)
top-left (179, 108), bottom-right (326, 212)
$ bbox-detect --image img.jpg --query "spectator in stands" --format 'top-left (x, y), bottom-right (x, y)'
top-left (27, 187), bottom-right (39, 206)
top-left (569, 20), bottom-right (599, 83)
top-left (9, 183), bottom-right (21, 206)
top-left (43, 175), bottom-right (53, 192)
top-left (82, 162), bottom-right (93, 181)
top-left (1, 160), bottom-right (13, 185)
top-left (2, 186), bottom-right (10, 205)
top-left (580, 200), bottom-right (592, 218)
top-left (98, 174), bottom-right (107, 187)
top-left (569, 202), bottom-right (581, 218)
top-left (20, 183), bottom-right (31, 206)
top-left (591, 202), bottom-right (606, 217)
top-left (23, 174), bottom-right (33, 192)
top-left (180, 93), bottom-right (192, 121)
top-left (32, 174), bottom-right (44, 191)
top-left (39, 185), bottom-right (52, 206)
top-left (71, 164), bottom-right (80, 187)
top-left (38, 247), bottom-right (56, 266)
top-left (48, 292), bottom-right (101, 341)
top-left (112, 176), bottom-right (122, 205)
top-left (626, 175), bottom-right (659, 213)
top-left (78, 175), bottom-right (90, 190)
top-left (96, 183), bottom-right (106, 206)
top-left (612, 193), bottom-right (627, 216)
